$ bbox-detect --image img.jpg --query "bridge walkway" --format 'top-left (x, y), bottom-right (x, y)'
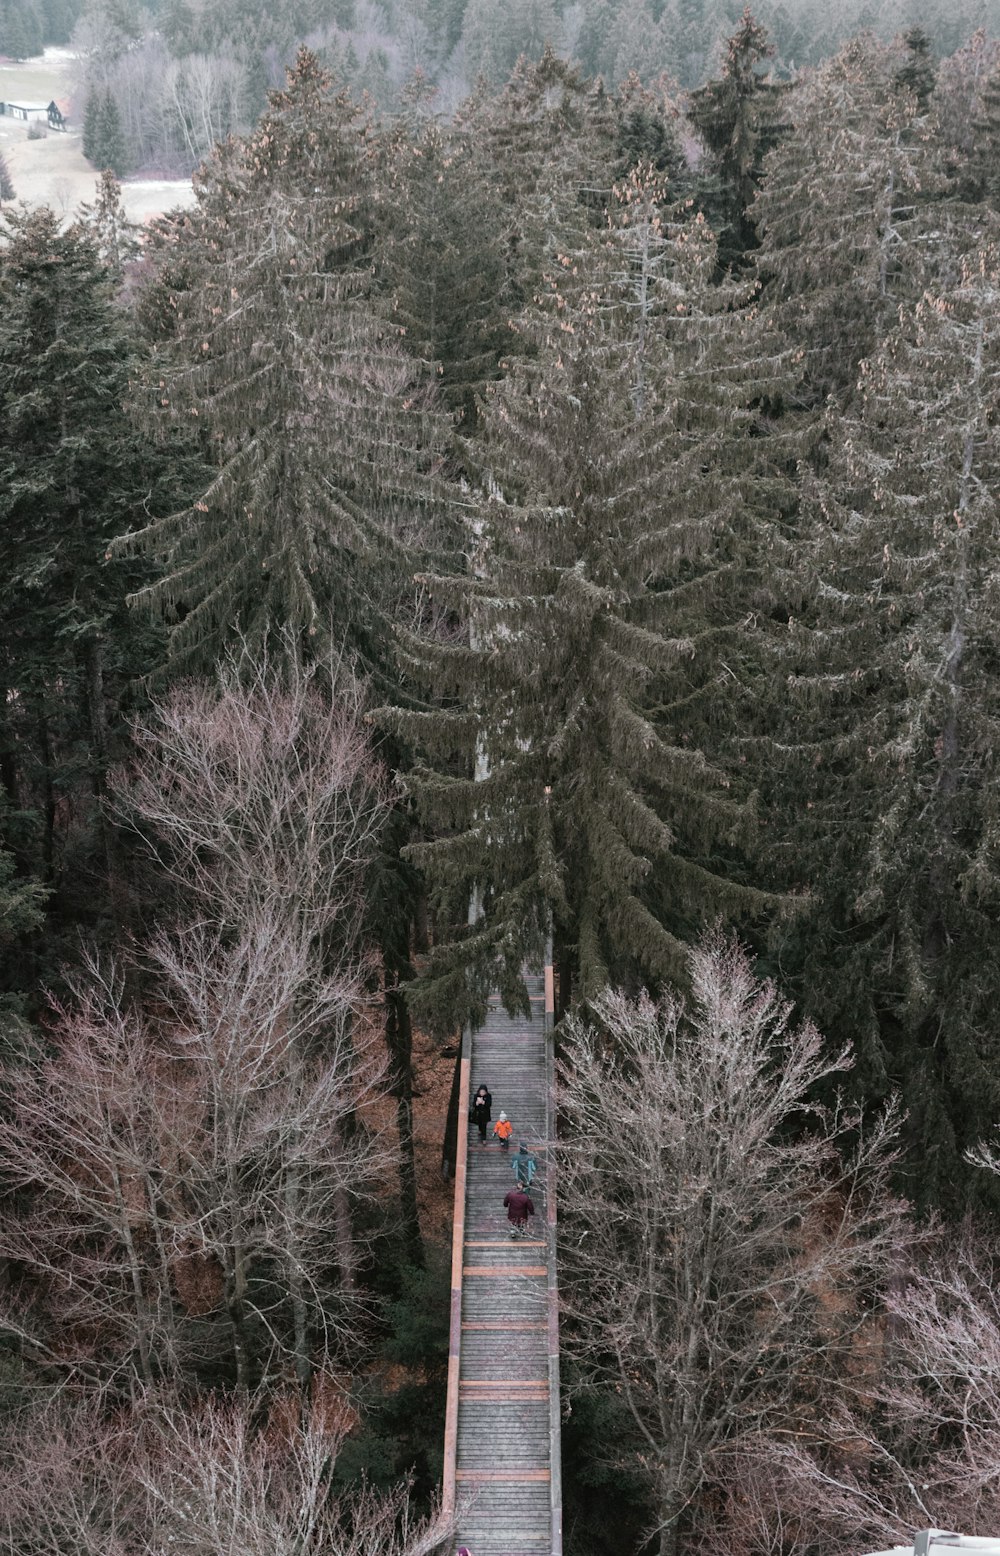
top-left (442, 969), bottom-right (561, 1556)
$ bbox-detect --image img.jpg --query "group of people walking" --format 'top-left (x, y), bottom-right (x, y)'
top-left (469, 1083), bottom-right (539, 1239)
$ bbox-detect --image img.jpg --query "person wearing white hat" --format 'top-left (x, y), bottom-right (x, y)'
top-left (492, 1110), bottom-right (513, 1151)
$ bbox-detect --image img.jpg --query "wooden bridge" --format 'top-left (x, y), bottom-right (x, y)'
top-left (442, 966), bottom-right (562, 1556)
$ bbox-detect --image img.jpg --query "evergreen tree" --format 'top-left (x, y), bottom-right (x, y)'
top-left (0, 208), bottom-right (195, 935)
top-left (688, 6), bottom-right (789, 270)
top-left (968, 57), bottom-right (1000, 208)
top-left (936, 29), bottom-right (1000, 202)
top-left (385, 171), bottom-right (786, 1031)
top-left (0, 0), bottom-right (42, 59)
top-left (459, 46), bottom-right (619, 301)
top-left (82, 91), bottom-right (99, 164)
top-left (74, 168), bottom-right (141, 280)
top-left (382, 114), bottom-right (511, 430)
top-left (0, 151), bottom-right (14, 205)
top-left (38, 0), bottom-right (78, 45)
top-left (672, 0), bottom-right (708, 87)
top-left (423, 0), bottom-right (467, 57)
top-left (116, 50), bottom-right (451, 682)
top-left (613, 72), bottom-right (689, 190)
top-left (771, 222), bottom-right (1000, 1210)
top-left (575, 0), bottom-right (618, 80)
top-left (895, 25), bottom-right (936, 108)
top-left (459, 0), bottom-right (561, 87)
top-left (0, 838), bottom-right (47, 948)
top-left (91, 90), bottom-right (130, 177)
top-left (754, 32), bottom-right (949, 410)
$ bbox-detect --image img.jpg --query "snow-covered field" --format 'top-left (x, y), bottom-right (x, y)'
top-left (0, 48), bottom-right (195, 226)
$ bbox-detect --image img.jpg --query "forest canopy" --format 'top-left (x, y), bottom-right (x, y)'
top-left (5, 9), bottom-right (1000, 1556)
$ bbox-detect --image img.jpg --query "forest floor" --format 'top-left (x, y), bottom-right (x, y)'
top-left (0, 48), bottom-right (195, 225)
top-left (410, 1021), bottom-right (458, 1245)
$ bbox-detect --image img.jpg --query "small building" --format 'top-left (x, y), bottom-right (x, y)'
top-left (864, 1534), bottom-right (1000, 1556)
top-left (47, 99), bottom-right (70, 130)
top-left (3, 100), bottom-right (49, 123)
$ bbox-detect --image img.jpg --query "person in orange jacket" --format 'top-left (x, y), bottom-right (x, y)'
top-left (492, 1111), bottom-right (513, 1151)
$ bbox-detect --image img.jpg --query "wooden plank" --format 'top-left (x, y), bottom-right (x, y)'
top-left (463, 1265), bottom-right (547, 1276)
top-left (456, 1471), bottom-right (551, 1482)
top-left (462, 1321), bottom-right (546, 1330)
top-left (458, 1383), bottom-right (548, 1391)
top-left (464, 1240), bottom-right (547, 1248)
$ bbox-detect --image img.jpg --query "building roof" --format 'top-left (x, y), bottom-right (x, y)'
top-left (864, 1536), bottom-right (1000, 1556)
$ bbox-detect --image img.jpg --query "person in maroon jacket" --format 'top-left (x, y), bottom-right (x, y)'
top-left (503, 1185), bottom-right (535, 1239)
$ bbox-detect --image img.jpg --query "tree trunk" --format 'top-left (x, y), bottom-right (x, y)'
top-left (331, 1118), bottom-right (357, 1298)
top-left (224, 1250), bottom-right (252, 1394)
top-left (441, 1046), bottom-right (462, 1181)
top-left (36, 707), bottom-right (56, 882)
top-left (285, 1158), bottom-right (312, 1396)
top-left (386, 979), bottom-right (423, 1265)
top-left (81, 635), bottom-right (120, 894)
top-left (922, 328), bottom-right (980, 965)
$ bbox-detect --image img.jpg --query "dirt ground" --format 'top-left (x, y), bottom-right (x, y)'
top-left (411, 1023), bottom-right (459, 1246)
top-left (0, 48), bottom-right (195, 226)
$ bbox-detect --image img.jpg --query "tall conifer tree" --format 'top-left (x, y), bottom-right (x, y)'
top-left (116, 51), bottom-right (450, 681)
top-left (382, 112), bottom-right (511, 431)
top-left (772, 224), bottom-right (1000, 1208)
top-left (0, 209), bottom-right (194, 918)
top-left (385, 171), bottom-right (786, 1030)
top-left (754, 33), bottom-right (949, 409)
top-left (688, 7), bottom-right (789, 272)
top-left (457, 48), bottom-right (618, 312)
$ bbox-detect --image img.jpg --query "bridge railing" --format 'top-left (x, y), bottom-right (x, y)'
top-left (441, 1019), bottom-right (472, 1522)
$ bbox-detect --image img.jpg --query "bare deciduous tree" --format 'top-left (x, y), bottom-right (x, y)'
top-left (709, 1226), bottom-right (1000, 1556)
top-left (135, 1389), bottom-right (450, 1556)
top-left (0, 1387), bottom-right (451, 1556)
top-left (556, 931), bottom-right (909, 1556)
top-left (0, 657), bottom-right (398, 1394)
top-left (0, 957), bottom-right (190, 1391)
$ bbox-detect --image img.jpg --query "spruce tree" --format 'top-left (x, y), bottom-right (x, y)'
top-left (968, 58), bottom-right (1000, 208)
top-left (82, 91), bottom-right (99, 165)
top-left (382, 114), bottom-right (510, 430)
top-left (0, 208), bottom-right (196, 921)
top-left (0, 151), bottom-right (14, 205)
top-left (385, 170), bottom-right (786, 1030)
top-left (936, 30), bottom-right (1000, 202)
top-left (0, 0), bottom-right (41, 60)
top-left (753, 32), bottom-right (949, 410)
top-left (459, 0), bottom-right (561, 87)
top-left (458, 47), bottom-right (618, 309)
top-left (688, 7), bottom-right (789, 272)
top-left (771, 221), bottom-right (1000, 1210)
top-left (74, 169), bottom-right (140, 280)
top-left (38, 0), bottom-right (76, 44)
top-left (895, 25), bottom-right (936, 108)
top-left (93, 91), bottom-right (129, 177)
top-left (115, 50), bottom-right (451, 682)
top-left (613, 73), bottom-right (689, 191)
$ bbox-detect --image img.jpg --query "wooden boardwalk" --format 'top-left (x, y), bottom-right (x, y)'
top-left (443, 968), bottom-right (562, 1556)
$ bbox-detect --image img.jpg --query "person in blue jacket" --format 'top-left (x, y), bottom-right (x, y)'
top-left (513, 1141), bottom-right (537, 1188)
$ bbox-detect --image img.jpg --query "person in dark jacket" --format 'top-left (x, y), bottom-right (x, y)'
top-left (471, 1084), bottom-right (492, 1144)
top-left (503, 1185), bottom-right (535, 1238)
